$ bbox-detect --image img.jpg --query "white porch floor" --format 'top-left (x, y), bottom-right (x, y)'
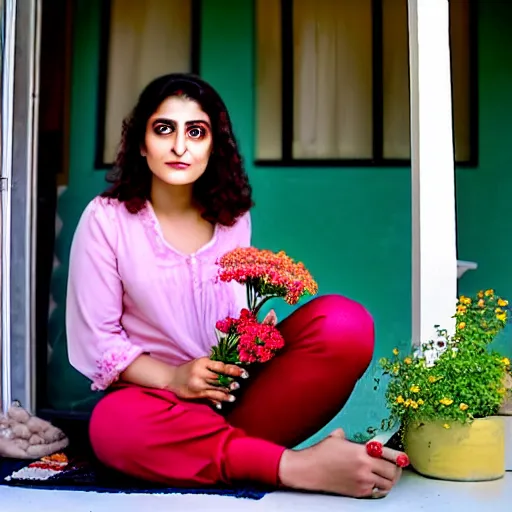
top-left (0, 470), bottom-right (510, 512)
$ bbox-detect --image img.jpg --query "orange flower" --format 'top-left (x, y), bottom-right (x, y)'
top-left (218, 247), bottom-right (318, 305)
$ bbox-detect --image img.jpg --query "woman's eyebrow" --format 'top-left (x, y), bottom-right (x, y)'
top-left (152, 118), bottom-right (211, 128)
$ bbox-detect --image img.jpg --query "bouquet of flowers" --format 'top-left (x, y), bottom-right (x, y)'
top-left (210, 247), bottom-right (318, 386)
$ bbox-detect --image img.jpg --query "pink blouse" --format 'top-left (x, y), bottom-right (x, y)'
top-left (66, 196), bottom-right (251, 391)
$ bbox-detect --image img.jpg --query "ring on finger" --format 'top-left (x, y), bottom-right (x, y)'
top-left (371, 487), bottom-right (387, 499)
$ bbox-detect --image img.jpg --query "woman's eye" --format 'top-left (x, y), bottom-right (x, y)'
top-left (188, 126), bottom-right (205, 139)
top-left (155, 125), bottom-right (172, 135)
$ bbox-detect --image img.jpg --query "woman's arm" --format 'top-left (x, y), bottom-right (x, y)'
top-left (66, 199), bottom-right (145, 391)
top-left (120, 354), bottom-right (176, 389)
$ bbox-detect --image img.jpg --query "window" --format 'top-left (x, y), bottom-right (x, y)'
top-left (255, 0), bottom-right (477, 166)
top-left (96, 0), bottom-right (200, 168)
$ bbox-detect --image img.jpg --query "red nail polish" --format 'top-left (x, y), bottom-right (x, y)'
top-left (366, 441), bottom-right (383, 458)
top-left (396, 454), bottom-right (410, 468)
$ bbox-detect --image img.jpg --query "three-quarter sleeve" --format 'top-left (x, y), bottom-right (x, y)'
top-left (66, 198), bottom-right (143, 390)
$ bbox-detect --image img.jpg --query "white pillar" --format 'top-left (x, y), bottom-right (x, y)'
top-left (408, 0), bottom-right (458, 348)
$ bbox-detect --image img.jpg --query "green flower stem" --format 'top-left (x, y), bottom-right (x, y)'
top-left (253, 295), bottom-right (279, 317)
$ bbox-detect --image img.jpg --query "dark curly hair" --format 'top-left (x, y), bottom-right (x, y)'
top-left (102, 73), bottom-right (253, 226)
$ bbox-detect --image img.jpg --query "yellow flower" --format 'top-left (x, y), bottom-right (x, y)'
top-left (456, 305), bottom-right (467, 315)
top-left (459, 403), bottom-right (469, 411)
top-left (404, 357), bottom-right (412, 365)
top-left (439, 398), bottom-right (454, 406)
top-left (478, 299), bottom-right (485, 308)
top-left (458, 322), bottom-right (466, 329)
top-left (443, 423), bottom-right (451, 429)
top-left (498, 299), bottom-right (508, 307)
top-left (502, 357), bottom-right (510, 366)
top-left (417, 399), bottom-right (424, 405)
top-left (393, 348), bottom-right (399, 356)
top-left (428, 375), bottom-right (442, 383)
top-left (410, 385), bottom-right (420, 393)
top-left (496, 308), bottom-right (503, 313)
top-left (497, 312), bottom-right (507, 322)
top-left (459, 296), bottom-right (472, 305)
top-left (404, 399), bottom-right (412, 407)
top-left (410, 401), bottom-right (419, 409)
top-left (485, 289), bottom-right (494, 297)
top-left (498, 388), bottom-right (506, 395)
top-left (478, 291), bottom-right (484, 299)
top-left (392, 364), bottom-right (399, 375)
top-left (396, 395), bottom-right (405, 404)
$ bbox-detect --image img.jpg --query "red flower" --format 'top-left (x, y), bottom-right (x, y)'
top-left (236, 315), bottom-right (285, 364)
top-left (215, 317), bottom-right (237, 334)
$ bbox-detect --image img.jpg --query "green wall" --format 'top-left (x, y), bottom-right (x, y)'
top-left (47, 0), bottom-right (510, 444)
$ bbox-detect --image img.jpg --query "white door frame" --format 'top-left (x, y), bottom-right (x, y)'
top-left (1, 0), bottom-right (40, 414)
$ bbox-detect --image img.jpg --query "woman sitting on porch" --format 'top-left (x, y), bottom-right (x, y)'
top-left (66, 73), bottom-right (404, 499)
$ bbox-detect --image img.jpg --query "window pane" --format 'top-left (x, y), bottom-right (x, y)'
top-left (255, 0), bottom-right (282, 160)
top-left (450, 0), bottom-right (471, 163)
top-left (102, 0), bottom-right (192, 165)
top-left (382, 0), bottom-right (410, 159)
top-left (293, 0), bottom-right (373, 159)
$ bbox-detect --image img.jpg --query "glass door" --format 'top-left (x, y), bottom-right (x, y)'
top-left (0, 0), bottom-right (16, 415)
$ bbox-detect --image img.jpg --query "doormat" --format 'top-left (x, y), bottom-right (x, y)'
top-left (0, 453), bottom-right (269, 500)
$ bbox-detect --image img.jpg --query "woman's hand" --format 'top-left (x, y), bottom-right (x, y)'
top-left (168, 357), bottom-right (248, 408)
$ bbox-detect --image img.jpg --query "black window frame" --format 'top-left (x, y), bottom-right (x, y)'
top-left (255, 0), bottom-right (479, 169)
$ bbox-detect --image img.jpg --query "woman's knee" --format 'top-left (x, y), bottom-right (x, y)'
top-left (89, 387), bottom-right (163, 471)
top-left (307, 294), bottom-right (375, 371)
top-left (89, 391), bottom-right (136, 465)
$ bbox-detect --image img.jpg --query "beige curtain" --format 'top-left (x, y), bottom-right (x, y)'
top-left (255, 0), bottom-right (282, 160)
top-left (103, 0), bottom-right (192, 164)
top-left (450, 0), bottom-right (471, 163)
top-left (382, 0), bottom-right (410, 159)
top-left (293, 0), bottom-right (373, 159)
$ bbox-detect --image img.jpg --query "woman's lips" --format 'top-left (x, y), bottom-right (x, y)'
top-left (165, 162), bottom-right (190, 170)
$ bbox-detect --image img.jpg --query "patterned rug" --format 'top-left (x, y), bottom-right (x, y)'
top-left (0, 453), bottom-right (269, 499)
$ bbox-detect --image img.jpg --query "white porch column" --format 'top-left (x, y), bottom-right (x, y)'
top-left (408, 0), bottom-right (458, 347)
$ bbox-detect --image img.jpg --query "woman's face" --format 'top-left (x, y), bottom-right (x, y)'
top-left (143, 96), bottom-right (213, 187)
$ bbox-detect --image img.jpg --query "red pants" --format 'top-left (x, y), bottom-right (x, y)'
top-left (89, 295), bottom-right (374, 487)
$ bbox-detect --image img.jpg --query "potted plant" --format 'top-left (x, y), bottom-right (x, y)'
top-left (378, 289), bottom-right (511, 481)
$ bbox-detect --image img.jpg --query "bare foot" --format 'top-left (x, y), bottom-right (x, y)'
top-left (278, 429), bottom-right (403, 498)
